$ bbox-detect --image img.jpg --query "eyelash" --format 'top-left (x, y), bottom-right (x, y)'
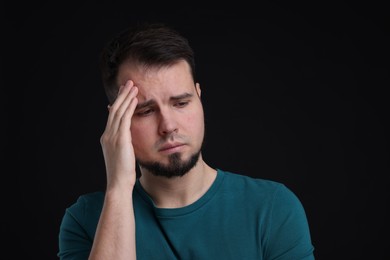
top-left (137, 109), bottom-right (153, 116)
top-left (175, 101), bottom-right (189, 107)
top-left (136, 101), bottom-right (190, 117)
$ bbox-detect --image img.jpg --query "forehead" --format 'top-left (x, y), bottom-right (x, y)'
top-left (117, 60), bottom-right (195, 100)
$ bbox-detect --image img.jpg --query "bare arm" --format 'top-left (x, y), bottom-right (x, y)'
top-left (89, 80), bottom-right (139, 260)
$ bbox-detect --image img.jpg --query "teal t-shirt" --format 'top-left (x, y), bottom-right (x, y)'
top-left (58, 169), bottom-right (315, 259)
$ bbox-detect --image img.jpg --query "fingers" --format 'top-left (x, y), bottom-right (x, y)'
top-left (120, 91), bottom-right (138, 134)
top-left (105, 80), bottom-right (138, 133)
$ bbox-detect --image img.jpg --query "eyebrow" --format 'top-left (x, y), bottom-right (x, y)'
top-left (136, 92), bottom-right (194, 110)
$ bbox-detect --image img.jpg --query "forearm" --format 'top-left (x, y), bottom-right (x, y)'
top-left (89, 187), bottom-right (136, 260)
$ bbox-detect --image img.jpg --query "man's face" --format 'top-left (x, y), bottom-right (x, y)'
top-left (117, 60), bottom-right (204, 177)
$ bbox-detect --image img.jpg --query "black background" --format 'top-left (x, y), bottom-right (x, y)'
top-left (3, 1), bottom-right (389, 259)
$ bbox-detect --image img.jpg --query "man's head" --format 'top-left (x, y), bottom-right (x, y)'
top-left (99, 23), bottom-right (204, 178)
top-left (100, 22), bottom-right (196, 105)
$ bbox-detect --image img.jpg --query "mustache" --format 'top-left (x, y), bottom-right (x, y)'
top-left (155, 134), bottom-right (187, 147)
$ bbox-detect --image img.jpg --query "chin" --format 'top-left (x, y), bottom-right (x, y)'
top-left (138, 150), bottom-right (201, 178)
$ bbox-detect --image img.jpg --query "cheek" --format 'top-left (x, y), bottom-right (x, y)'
top-left (187, 108), bottom-right (204, 135)
top-left (130, 123), bottom-right (152, 150)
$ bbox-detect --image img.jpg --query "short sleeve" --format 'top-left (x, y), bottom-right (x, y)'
top-left (263, 184), bottom-right (315, 260)
top-left (57, 196), bottom-right (97, 260)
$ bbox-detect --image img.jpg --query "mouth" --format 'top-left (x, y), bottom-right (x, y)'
top-left (158, 143), bottom-right (185, 153)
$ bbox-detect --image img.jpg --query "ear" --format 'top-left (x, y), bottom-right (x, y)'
top-left (195, 83), bottom-right (201, 97)
top-left (107, 104), bottom-right (111, 111)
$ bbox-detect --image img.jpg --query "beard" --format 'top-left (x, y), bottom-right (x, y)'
top-left (137, 149), bottom-right (201, 178)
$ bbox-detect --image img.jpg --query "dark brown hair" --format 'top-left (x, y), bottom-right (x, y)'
top-left (99, 22), bottom-right (196, 104)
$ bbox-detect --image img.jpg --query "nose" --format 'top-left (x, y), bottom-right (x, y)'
top-left (158, 108), bottom-right (178, 136)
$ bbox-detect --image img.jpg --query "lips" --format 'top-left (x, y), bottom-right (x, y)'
top-left (159, 142), bottom-right (184, 152)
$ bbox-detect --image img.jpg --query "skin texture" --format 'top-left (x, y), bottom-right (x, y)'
top-left (120, 60), bottom-right (204, 176)
top-left (89, 60), bottom-right (216, 259)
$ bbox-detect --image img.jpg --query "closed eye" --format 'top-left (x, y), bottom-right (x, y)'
top-left (136, 108), bottom-right (154, 116)
top-left (174, 101), bottom-right (190, 108)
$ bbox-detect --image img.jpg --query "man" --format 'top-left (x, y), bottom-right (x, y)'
top-left (58, 22), bottom-right (315, 259)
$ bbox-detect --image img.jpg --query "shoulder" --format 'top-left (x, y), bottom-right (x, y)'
top-left (76, 191), bottom-right (105, 204)
top-left (219, 169), bottom-right (286, 193)
top-left (59, 191), bottom-right (105, 243)
top-left (66, 191), bottom-right (105, 217)
top-left (218, 169), bottom-right (302, 206)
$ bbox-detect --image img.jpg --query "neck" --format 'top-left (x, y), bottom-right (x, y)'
top-left (139, 160), bottom-right (217, 208)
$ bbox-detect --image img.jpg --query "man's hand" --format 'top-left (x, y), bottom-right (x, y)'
top-left (100, 80), bottom-right (139, 190)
